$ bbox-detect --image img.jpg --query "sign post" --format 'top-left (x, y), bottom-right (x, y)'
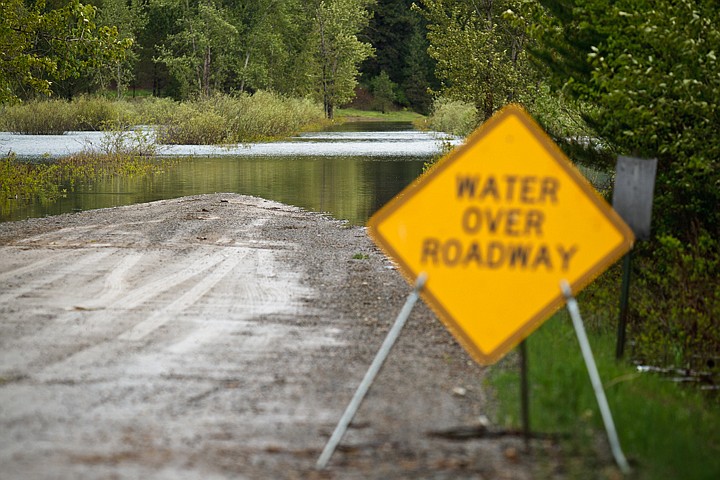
top-left (612, 156), bottom-right (657, 358)
top-left (368, 104), bottom-right (634, 364)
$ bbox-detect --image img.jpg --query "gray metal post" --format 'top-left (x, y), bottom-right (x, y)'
top-left (316, 273), bottom-right (428, 470)
top-left (560, 281), bottom-right (631, 475)
top-left (616, 251), bottom-right (632, 359)
top-left (519, 340), bottom-right (531, 451)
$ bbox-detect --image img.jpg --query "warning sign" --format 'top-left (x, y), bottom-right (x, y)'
top-left (367, 104), bottom-right (634, 364)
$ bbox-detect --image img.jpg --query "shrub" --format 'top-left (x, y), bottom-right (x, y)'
top-left (428, 97), bottom-right (477, 136)
top-left (631, 232), bottom-right (720, 371)
top-left (129, 96), bottom-right (179, 125)
top-left (72, 95), bottom-right (135, 130)
top-left (155, 102), bottom-right (230, 145)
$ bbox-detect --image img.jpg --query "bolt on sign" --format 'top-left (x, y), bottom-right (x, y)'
top-left (367, 104), bottom-right (634, 364)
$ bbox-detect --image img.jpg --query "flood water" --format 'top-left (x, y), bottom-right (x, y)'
top-left (1, 121), bottom-right (459, 225)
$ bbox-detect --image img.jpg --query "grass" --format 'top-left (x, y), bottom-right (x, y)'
top-left (1, 92), bottom-right (326, 144)
top-left (489, 312), bottom-right (720, 479)
top-left (335, 107), bottom-right (426, 123)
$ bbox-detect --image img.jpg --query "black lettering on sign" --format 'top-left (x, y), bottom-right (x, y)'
top-left (479, 177), bottom-right (500, 201)
top-left (461, 207), bottom-right (545, 237)
top-left (531, 245), bottom-right (552, 270)
top-left (487, 242), bottom-right (505, 268)
top-left (540, 177), bottom-right (560, 204)
top-left (456, 176), bottom-right (479, 198)
top-left (463, 242), bottom-right (482, 265)
top-left (456, 175), bottom-right (561, 204)
top-left (421, 237), bottom-right (440, 265)
top-left (443, 239), bottom-right (463, 266)
top-left (508, 244), bottom-right (531, 268)
top-left (420, 238), bottom-right (579, 272)
top-left (557, 244), bottom-right (578, 271)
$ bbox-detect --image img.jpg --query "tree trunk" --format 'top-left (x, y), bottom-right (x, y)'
top-left (239, 51), bottom-right (250, 93)
top-left (203, 46), bottom-right (211, 97)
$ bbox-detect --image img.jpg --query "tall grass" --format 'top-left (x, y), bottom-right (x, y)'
top-left (1, 92), bottom-right (325, 144)
top-left (156, 91), bottom-right (325, 144)
top-left (490, 312), bottom-right (720, 479)
top-left (0, 96), bottom-right (138, 133)
top-left (0, 100), bottom-right (76, 134)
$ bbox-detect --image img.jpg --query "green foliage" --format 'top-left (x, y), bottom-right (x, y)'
top-left (369, 71), bottom-right (397, 113)
top-left (156, 102), bottom-right (229, 145)
top-left (0, 0), bottom-right (133, 102)
top-left (0, 100), bottom-right (75, 134)
top-left (427, 97), bottom-right (477, 136)
top-left (362, 0), bottom-right (437, 113)
top-left (95, 0), bottom-right (147, 97)
top-left (532, 0), bottom-right (720, 370)
top-left (156, 92), bottom-right (324, 144)
top-left (129, 97), bottom-right (180, 125)
top-left (490, 315), bottom-right (720, 479)
top-left (632, 233), bottom-right (720, 370)
top-left (1, 136), bottom-right (166, 208)
top-left (155, 0), bottom-right (239, 98)
top-left (313, 0), bottom-right (375, 118)
top-left (415, 0), bottom-right (541, 120)
top-left (0, 154), bottom-right (60, 200)
top-left (1, 96), bottom-right (137, 133)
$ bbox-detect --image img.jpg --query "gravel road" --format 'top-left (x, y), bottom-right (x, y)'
top-left (0, 194), bottom-right (532, 479)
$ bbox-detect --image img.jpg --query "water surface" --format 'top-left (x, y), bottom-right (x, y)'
top-left (2, 121), bottom-right (455, 225)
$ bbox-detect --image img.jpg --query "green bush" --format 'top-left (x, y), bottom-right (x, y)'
top-left (427, 97), bottom-right (477, 136)
top-left (71, 95), bottom-right (133, 130)
top-left (155, 102), bottom-right (230, 145)
top-left (129, 96), bottom-right (179, 125)
top-left (1, 97), bottom-right (139, 133)
top-left (631, 232), bottom-right (720, 371)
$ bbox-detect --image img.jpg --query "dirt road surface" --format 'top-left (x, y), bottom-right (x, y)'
top-left (0, 194), bottom-right (532, 479)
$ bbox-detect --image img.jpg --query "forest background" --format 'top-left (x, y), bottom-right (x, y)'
top-left (1, 0), bottom-right (718, 382)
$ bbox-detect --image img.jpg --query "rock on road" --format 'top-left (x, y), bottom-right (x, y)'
top-left (0, 194), bottom-right (531, 479)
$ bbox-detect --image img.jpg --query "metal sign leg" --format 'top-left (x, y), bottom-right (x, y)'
top-left (560, 280), bottom-right (631, 475)
top-left (316, 273), bottom-right (428, 470)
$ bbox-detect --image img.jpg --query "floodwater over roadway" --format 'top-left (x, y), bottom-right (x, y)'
top-left (1, 121), bottom-right (461, 224)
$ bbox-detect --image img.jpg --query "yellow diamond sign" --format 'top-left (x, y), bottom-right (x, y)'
top-left (368, 104), bottom-right (634, 364)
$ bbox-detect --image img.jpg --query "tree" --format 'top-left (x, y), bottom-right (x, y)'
top-left (400, 26), bottom-right (436, 114)
top-left (415, 0), bottom-right (540, 120)
top-left (95, 0), bottom-right (147, 97)
top-left (155, 0), bottom-right (239, 98)
top-left (313, 0), bottom-right (375, 119)
top-left (360, 0), bottom-right (437, 113)
top-left (369, 70), bottom-right (396, 113)
top-left (533, 0), bottom-right (720, 368)
top-left (227, 0), bottom-right (316, 95)
top-left (0, 0), bottom-right (131, 103)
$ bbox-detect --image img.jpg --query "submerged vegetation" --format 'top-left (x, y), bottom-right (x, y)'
top-left (1, 128), bottom-right (170, 210)
top-left (0, 92), bottom-right (327, 216)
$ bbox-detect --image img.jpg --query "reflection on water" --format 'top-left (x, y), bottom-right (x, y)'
top-left (2, 121), bottom-right (440, 225)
